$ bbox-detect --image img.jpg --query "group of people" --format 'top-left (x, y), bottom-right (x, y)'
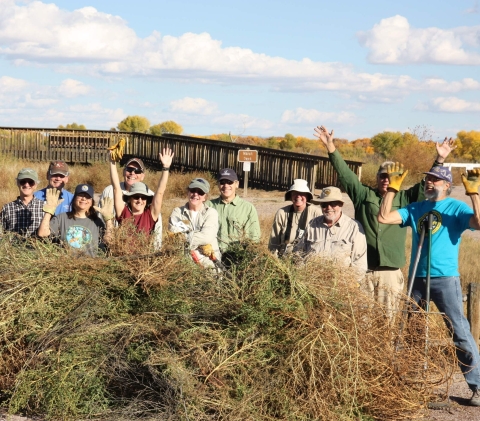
top-left (0, 148), bottom-right (261, 265)
top-left (2, 126), bottom-right (480, 405)
top-left (269, 125), bottom-right (480, 406)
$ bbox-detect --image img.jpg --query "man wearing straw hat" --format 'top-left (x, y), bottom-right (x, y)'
top-left (314, 125), bottom-right (456, 319)
top-left (378, 163), bottom-right (480, 406)
top-left (269, 179), bottom-right (322, 256)
top-left (294, 186), bottom-right (367, 277)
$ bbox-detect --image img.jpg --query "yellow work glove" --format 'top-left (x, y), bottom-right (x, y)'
top-left (43, 188), bottom-right (63, 215)
top-left (461, 169), bottom-right (480, 195)
top-left (93, 197), bottom-right (115, 221)
top-left (198, 244), bottom-right (214, 258)
top-left (387, 162), bottom-right (409, 192)
top-left (107, 138), bottom-right (126, 162)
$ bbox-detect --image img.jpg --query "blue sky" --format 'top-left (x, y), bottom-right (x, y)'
top-left (0, 0), bottom-right (479, 140)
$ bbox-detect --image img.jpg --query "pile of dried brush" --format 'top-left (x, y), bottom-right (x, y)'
top-left (0, 233), bottom-right (456, 420)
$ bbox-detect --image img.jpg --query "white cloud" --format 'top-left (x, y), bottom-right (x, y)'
top-left (0, 3), bottom-right (478, 96)
top-left (358, 15), bottom-right (480, 65)
top-left (0, 75), bottom-right (29, 92)
top-left (58, 79), bottom-right (93, 98)
top-left (170, 97), bottom-right (218, 115)
top-left (281, 108), bottom-right (359, 125)
top-left (417, 97), bottom-right (480, 113)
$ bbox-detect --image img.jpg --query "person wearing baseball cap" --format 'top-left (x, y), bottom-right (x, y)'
top-left (1, 168), bottom-right (44, 238)
top-left (168, 177), bottom-right (221, 267)
top-left (314, 125), bottom-right (456, 319)
top-left (34, 160), bottom-right (74, 215)
top-left (294, 186), bottom-right (367, 278)
top-left (206, 168), bottom-right (260, 256)
top-left (37, 183), bottom-right (114, 257)
top-left (379, 162), bottom-right (480, 406)
top-left (269, 179), bottom-right (322, 256)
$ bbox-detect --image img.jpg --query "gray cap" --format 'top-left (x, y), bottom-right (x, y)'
top-left (188, 178), bottom-right (210, 194)
top-left (17, 168), bottom-right (39, 183)
top-left (122, 182), bottom-right (153, 203)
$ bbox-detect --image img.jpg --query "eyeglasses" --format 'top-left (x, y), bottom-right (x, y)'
top-left (189, 189), bottom-right (206, 196)
top-left (219, 179), bottom-right (234, 185)
top-left (321, 201), bottom-right (342, 208)
top-left (125, 166), bottom-right (144, 174)
top-left (131, 195), bottom-right (148, 200)
top-left (378, 173), bottom-right (389, 179)
top-left (19, 179), bottom-right (36, 186)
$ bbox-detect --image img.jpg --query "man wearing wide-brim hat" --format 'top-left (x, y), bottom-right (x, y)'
top-left (269, 179), bottom-right (322, 256)
top-left (294, 186), bottom-right (367, 277)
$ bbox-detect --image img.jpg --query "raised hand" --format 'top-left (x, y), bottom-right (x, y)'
top-left (159, 148), bottom-right (174, 168)
top-left (387, 162), bottom-right (409, 192)
top-left (43, 188), bottom-right (63, 215)
top-left (93, 197), bottom-right (115, 221)
top-left (436, 137), bottom-right (456, 161)
top-left (462, 169), bottom-right (480, 195)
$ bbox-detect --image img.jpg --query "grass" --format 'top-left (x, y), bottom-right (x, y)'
top-left (0, 234), bottom-right (458, 420)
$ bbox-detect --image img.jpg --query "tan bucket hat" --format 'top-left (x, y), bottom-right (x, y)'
top-left (312, 186), bottom-right (344, 204)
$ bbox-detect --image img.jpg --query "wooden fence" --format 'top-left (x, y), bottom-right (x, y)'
top-left (0, 127), bottom-right (362, 191)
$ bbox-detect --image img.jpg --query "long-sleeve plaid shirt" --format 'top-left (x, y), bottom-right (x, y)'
top-left (0, 197), bottom-right (44, 237)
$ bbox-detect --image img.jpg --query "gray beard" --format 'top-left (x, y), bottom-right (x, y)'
top-left (424, 187), bottom-right (441, 201)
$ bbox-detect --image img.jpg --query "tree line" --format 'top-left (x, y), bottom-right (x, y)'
top-left (57, 118), bottom-right (480, 163)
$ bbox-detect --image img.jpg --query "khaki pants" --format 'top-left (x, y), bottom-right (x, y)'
top-left (365, 268), bottom-right (404, 319)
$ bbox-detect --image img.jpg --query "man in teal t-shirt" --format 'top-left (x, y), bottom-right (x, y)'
top-left (378, 163), bottom-right (480, 406)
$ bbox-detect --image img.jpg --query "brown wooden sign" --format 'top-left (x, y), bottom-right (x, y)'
top-left (238, 149), bottom-right (258, 162)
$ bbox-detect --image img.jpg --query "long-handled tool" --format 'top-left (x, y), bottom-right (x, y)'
top-left (424, 212), bottom-right (434, 372)
top-left (395, 218), bottom-right (427, 351)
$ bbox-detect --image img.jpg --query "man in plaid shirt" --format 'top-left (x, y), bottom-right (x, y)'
top-left (1, 168), bottom-right (44, 237)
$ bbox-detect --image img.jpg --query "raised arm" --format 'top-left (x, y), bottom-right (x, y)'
top-left (378, 163), bottom-right (408, 225)
top-left (435, 137), bottom-right (456, 164)
top-left (109, 151), bottom-right (125, 217)
top-left (462, 169), bottom-right (480, 230)
top-left (314, 125), bottom-right (336, 153)
top-left (150, 148), bottom-right (174, 221)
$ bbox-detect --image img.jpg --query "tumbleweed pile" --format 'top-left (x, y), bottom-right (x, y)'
top-left (0, 233), bottom-right (456, 420)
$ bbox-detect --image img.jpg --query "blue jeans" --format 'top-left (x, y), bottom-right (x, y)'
top-left (413, 276), bottom-right (480, 392)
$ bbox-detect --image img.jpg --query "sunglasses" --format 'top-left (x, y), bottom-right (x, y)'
top-left (321, 201), bottom-right (342, 208)
top-left (125, 166), bottom-right (144, 174)
top-left (189, 188), bottom-right (206, 196)
top-left (131, 195), bottom-right (148, 201)
top-left (19, 179), bottom-right (36, 186)
top-left (219, 179), bottom-right (234, 185)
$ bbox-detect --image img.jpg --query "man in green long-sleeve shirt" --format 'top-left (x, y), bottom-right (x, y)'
top-left (314, 125), bottom-right (455, 318)
top-left (206, 168), bottom-right (261, 254)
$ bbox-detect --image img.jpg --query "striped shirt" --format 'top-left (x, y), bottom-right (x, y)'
top-left (0, 197), bottom-right (44, 237)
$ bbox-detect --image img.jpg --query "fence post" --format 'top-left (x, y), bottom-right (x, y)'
top-left (467, 283), bottom-right (480, 349)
